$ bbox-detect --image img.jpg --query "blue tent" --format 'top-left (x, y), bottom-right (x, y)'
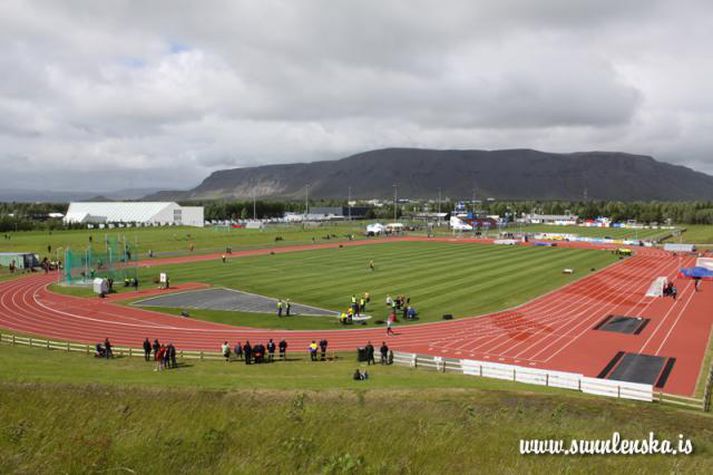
top-left (678, 266), bottom-right (713, 280)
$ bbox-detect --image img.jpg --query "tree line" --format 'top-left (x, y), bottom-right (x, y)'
top-left (2, 199), bottom-right (713, 233)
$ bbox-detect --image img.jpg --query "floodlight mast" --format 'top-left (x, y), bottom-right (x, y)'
top-left (393, 184), bottom-right (398, 223)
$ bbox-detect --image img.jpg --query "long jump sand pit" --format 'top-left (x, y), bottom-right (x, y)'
top-left (133, 288), bottom-right (338, 317)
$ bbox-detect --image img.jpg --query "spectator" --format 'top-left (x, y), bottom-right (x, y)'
top-left (143, 338), bottom-right (152, 361)
top-left (162, 344), bottom-right (170, 368)
top-left (168, 343), bottom-right (177, 369)
top-left (104, 338), bottom-right (113, 359)
top-left (222, 341), bottom-right (231, 362)
top-left (152, 339), bottom-right (160, 360)
top-left (319, 339), bottom-right (328, 361)
top-left (267, 339), bottom-right (276, 362)
top-left (309, 341), bottom-right (318, 361)
top-left (243, 341), bottom-right (252, 365)
top-left (234, 342), bottom-right (243, 361)
top-left (154, 345), bottom-right (167, 371)
top-left (380, 342), bottom-right (389, 364)
top-left (279, 339), bottom-right (287, 360)
top-left (365, 341), bottom-right (375, 365)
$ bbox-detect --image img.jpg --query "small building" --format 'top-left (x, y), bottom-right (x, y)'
top-left (307, 206), bottom-right (371, 220)
top-left (525, 214), bottom-right (579, 226)
top-left (63, 202), bottom-right (204, 227)
top-left (0, 252), bottom-right (39, 270)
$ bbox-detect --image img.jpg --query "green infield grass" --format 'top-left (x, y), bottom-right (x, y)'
top-left (0, 222), bottom-right (369, 259)
top-left (118, 242), bottom-right (618, 328)
top-left (0, 343), bottom-right (711, 473)
top-left (51, 242), bottom-right (619, 328)
top-left (669, 225), bottom-right (713, 244)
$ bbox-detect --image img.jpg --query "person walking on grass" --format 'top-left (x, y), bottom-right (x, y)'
top-left (369, 260), bottom-right (375, 271)
top-left (143, 338), bottom-right (152, 361)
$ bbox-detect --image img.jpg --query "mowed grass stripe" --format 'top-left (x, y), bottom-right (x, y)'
top-left (137, 243), bottom-right (617, 324)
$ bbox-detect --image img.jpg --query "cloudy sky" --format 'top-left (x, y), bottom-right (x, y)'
top-left (1, 0), bottom-right (712, 192)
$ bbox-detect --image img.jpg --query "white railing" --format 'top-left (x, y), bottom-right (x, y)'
top-left (392, 351), bottom-right (707, 409)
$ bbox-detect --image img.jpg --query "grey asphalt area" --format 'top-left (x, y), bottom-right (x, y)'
top-left (133, 287), bottom-right (338, 316)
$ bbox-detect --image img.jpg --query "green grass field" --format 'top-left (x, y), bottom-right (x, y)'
top-left (0, 223), bottom-right (369, 259)
top-left (90, 242), bottom-right (620, 328)
top-left (1, 343), bottom-right (711, 473)
top-left (670, 225), bottom-right (713, 244)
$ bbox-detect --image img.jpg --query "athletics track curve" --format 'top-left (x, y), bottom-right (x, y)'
top-left (0, 237), bottom-right (711, 396)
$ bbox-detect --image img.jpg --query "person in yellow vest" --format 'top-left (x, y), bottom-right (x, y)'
top-left (340, 312), bottom-right (348, 324)
top-left (359, 297), bottom-right (366, 312)
top-left (308, 341), bottom-right (318, 361)
top-left (276, 299), bottom-right (283, 317)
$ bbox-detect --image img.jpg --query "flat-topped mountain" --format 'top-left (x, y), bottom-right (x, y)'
top-left (146, 148), bottom-right (713, 201)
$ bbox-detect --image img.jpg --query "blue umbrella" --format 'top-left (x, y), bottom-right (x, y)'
top-left (678, 267), bottom-right (713, 279)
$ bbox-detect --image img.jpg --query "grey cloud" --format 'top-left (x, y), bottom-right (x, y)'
top-left (0, 0), bottom-right (712, 192)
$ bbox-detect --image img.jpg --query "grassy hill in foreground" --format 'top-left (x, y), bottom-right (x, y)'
top-left (0, 344), bottom-right (711, 473)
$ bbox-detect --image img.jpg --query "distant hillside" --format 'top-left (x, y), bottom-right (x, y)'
top-left (145, 148), bottom-right (713, 201)
top-left (0, 188), bottom-right (164, 203)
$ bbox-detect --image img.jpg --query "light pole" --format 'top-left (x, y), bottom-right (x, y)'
top-left (437, 188), bottom-right (442, 227)
top-left (348, 186), bottom-right (352, 221)
top-left (393, 184), bottom-right (398, 223)
top-left (304, 184), bottom-right (310, 219)
top-left (252, 189), bottom-right (257, 221)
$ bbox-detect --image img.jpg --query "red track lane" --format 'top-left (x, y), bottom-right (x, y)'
top-left (1, 238), bottom-right (710, 396)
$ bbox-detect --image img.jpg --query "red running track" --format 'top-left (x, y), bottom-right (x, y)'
top-left (1, 238), bottom-right (711, 396)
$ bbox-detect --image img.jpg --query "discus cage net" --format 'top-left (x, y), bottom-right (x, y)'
top-left (61, 235), bottom-right (139, 286)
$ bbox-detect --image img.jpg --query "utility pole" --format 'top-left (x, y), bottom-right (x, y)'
top-left (305, 184), bottom-right (310, 218)
top-left (393, 184), bottom-right (398, 223)
top-left (348, 186), bottom-right (352, 221)
top-left (437, 188), bottom-right (442, 227)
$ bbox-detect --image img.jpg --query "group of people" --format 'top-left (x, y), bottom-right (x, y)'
top-left (276, 299), bottom-right (292, 317)
top-left (339, 292), bottom-right (370, 324)
top-left (362, 341), bottom-right (391, 365)
top-left (308, 339), bottom-right (329, 361)
top-left (143, 338), bottom-right (178, 371)
top-left (386, 294), bottom-right (418, 321)
top-left (222, 339), bottom-right (288, 364)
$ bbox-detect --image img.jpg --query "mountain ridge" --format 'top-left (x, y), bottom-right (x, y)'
top-left (145, 148), bottom-right (713, 202)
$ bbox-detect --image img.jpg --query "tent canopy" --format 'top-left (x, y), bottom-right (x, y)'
top-left (678, 266), bottom-right (713, 280)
